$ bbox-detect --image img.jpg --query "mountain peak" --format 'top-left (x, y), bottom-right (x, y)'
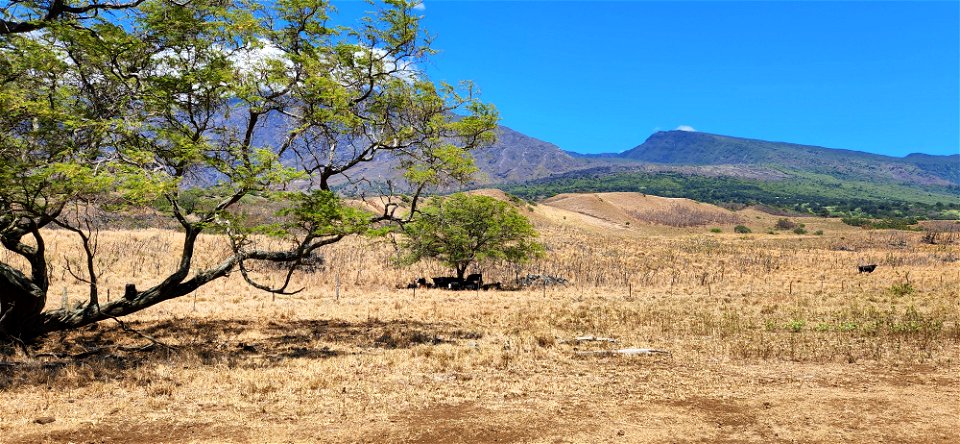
top-left (617, 130), bottom-right (958, 186)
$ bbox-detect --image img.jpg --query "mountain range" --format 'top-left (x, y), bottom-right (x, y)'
top-left (474, 128), bottom-right (957, 188)
top-left (476, 127), bottom-right (959, 218)
top-left (322, 122), bottom-right (959, 217)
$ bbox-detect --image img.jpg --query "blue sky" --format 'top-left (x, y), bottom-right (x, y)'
top-left (339, 1), bottom-right (959, 157)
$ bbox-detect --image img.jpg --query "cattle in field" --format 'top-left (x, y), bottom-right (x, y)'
top-left (403, 277), bottom-right (434, 289)
top-left (481, 282), bottom-right (502, 291)
top-left (858, 264), bottom-right (877, 274)
top-left (429, 274), bottom-right (491, 290)
top-left (432, 276), bottom-right (458, 289)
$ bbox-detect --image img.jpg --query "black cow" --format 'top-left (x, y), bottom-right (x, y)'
top-left (432, 276), bottom-right (458, 289)
top-left (481, 282), bottom-right (502, 291)
top-left (858, 264), bottom-right (877, 274)
top-left (405, 277), bottom-right (434, 289)
top-left (466, 273), bottom-right (482, 284)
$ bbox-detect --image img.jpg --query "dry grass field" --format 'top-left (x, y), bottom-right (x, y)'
top-left (1, 192), bottom-right (958, 443)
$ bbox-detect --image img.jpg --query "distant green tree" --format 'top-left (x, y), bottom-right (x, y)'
top-left (402, 193), bottom-right (543, 281)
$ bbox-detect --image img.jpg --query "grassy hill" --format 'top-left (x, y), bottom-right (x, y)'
top-left (500, 169), bottom-right (960, 220)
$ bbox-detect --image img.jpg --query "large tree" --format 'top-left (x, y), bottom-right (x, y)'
top-left (0, 0), bottom-right (497, 343)
top-left (401, 193), bottom-right (543, 282)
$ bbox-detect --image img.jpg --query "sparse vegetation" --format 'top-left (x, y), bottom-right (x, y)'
top-left (0, 207), bottom-right (957, 442)
top-left (0, 1), bottom-right (957, 442)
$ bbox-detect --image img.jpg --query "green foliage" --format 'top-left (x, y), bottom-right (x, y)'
top-left (401, 193), bottom-right (544, 277)
top-left (814, 230), bottom-right (824, 235)
top-left (276, 191), bottom-right (374, 238)
top-left (709, 227), bottom-right (722, 233)
top-left (793, 227), bottom-right (807, 235)
top-left (841, 216), bottom-right (871, 227)
top-left (842, 216), bottom-right (920, 231)
top-left (888, 282), bottom-right (915, 297)
top-left (785, 319), bottom-right (806, 333)
top-left (734, 225), bottom-right (752, 234)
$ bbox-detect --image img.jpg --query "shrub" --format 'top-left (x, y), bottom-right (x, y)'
top-left (710, 227), bottom-right (722, 233)
top-left (843, 216), bottom-right (920, 230)
top-left (889, 282), bottom-right (915, 297)
top-left (814, 230), bottom-right (824, 235)
top-left (793, 227), bottom-right (807, 235)
top-left (734, 225), bottom-right (752, 234)
top-left (841, 216), bottom-right (871, 227)
top-left (775, 218), bottom-right (797, 230)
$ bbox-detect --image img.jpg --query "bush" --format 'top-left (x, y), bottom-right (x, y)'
top-left (793, 227), bottom-right (807, 235)
top-left (775, 218), bottom-right (797, 230)
top-left (889, 282), bottom-right (915, 297)
top-left (842, 216), bottom-right (919, 231)
top-left (734, 225), bottom-right (752, 234)
top-left (709, 227), bottom-right (722, 233)
top-left (841, 216), bottom-right (871, 227)
top-left (786, 319), bottom-right (806, 333)
top-left (814, 230), bottom-right (824, 235)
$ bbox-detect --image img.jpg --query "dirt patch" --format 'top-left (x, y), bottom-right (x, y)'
top-left (660, 396), bottom-right (772, 444)
top-left (10, 420), bottom-right (248, 444)
top-left (369, 402), bottom-right (551, 444)
top-left (668, 396), bottom-right (760, 430)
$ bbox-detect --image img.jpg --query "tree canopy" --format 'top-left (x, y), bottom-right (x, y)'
top-left (0, 0), bottom-right (498, 343)
top-left (401, 193), bottom-right (543, 281)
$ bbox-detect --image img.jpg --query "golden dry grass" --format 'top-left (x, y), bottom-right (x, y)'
top-left (542, 192), bottom-right (742, 228)
top-left (1, 200), bottom-right (958, 443)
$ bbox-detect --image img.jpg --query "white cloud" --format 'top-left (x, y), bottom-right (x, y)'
top-left (675, 125), bottom-right (696, 132)
top-left (413, 2), bottom-right (426, 11)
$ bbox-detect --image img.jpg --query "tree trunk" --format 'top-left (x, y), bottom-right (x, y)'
top-left (0, 265), bottom-right (47, 342)
top-left (456, 264), bottom-right (467, 283)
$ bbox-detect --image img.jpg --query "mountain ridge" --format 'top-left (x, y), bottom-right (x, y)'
top-left (616, 130), bottom-right (958, 187)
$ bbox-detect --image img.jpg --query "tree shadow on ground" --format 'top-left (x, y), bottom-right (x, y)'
top-left (0, 317), bottom-right (482, 390)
